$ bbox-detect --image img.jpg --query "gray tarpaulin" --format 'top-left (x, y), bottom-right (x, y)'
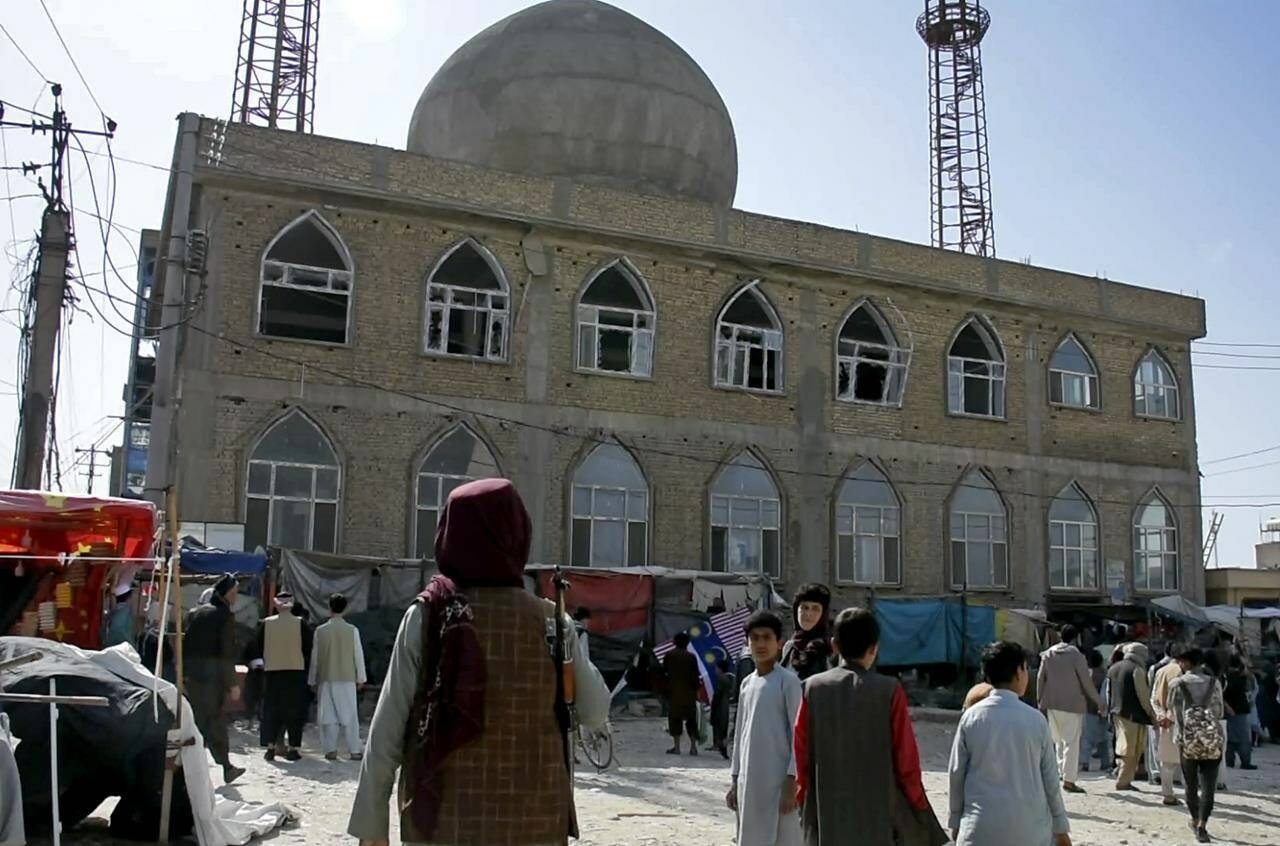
top-left (278, 549), bottom-right (378, 618)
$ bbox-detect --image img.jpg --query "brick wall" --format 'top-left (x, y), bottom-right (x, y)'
top-left (169, 119), bottom-right (1206, 605)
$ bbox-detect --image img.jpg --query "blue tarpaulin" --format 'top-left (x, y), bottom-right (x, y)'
top-left (873, 597), bottom-right (995, 667)
top-left (179, 546), bottom-right (267, 575)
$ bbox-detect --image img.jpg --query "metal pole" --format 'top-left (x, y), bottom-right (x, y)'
top-left (145, 114), bottom-right (200, 507)
top-left (49, 678), bottom-right (60, 846)
top-left (158, 486), bottom-right (185, 843)
top-left (15, 210), bottom-right (71, 489)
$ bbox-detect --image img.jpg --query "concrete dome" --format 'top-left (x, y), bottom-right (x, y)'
top-left (407, 0), bottom-right (738, 206)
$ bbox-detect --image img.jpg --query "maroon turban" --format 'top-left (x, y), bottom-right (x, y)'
top-left (407, 478), bottom-right (531, 837)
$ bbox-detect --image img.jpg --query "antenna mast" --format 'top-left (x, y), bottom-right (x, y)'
top-left (231, 0), bottom-right (321, 132)
top-left (917, 0), bottom-right (995, 256)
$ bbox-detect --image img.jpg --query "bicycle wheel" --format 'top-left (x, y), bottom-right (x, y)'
top-left (581, 724), bottom-right (614, 770)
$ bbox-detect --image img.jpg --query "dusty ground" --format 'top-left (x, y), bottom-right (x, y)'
top-left (29, 716), bottom-right (1280, 846)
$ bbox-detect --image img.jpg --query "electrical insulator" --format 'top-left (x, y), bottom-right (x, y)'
top-left (185, 230), bottom-right (209, 274)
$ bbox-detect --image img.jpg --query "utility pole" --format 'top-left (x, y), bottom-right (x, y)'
top-left (4, 84), bottom-right (114, 490)
top-left (74, 446), bottom-right (111, 494)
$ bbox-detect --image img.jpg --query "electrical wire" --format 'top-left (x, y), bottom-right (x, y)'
top-left (37, 0), bottom-right (106, 117)
top-left (0, 23), bottom-right (51, 83)
top-left (184, 321), bottom-right (1280, 511)
top-left (1204, 459), bottom-right (1280, 479)
top-left (1201, 444), bottom-right (1280, 466)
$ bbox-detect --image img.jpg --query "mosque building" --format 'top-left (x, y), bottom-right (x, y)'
top-left (145, 0), bottom-right (1206, 609)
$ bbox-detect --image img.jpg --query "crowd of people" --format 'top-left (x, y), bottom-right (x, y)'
top-left (163, 476), bottom-right (1272, 846)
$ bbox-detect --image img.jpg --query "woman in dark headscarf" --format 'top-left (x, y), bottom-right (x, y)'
top-left (781, 582), bottom-right (834, 681)
top-left (348, 479), bottom-right (609, 846)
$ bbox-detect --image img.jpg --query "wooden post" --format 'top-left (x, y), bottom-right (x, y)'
top-left (158, 486), bottom-right (184, 843)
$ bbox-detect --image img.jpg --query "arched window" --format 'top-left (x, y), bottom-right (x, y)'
top-left (414, 425), bottom-right (500, 559)
top-left (835, 461), bottom-right (901, 585)
top-left (1134, 491), bottom-right (1178, 592)
top-left (836, 301), bottom-right (907, 405)
top-left (259, 211), bottom-right (353, 344)
top-left (1049, 334), bottom-right (1099, 409)
top-left (947, 318), bottom-right (1005, 418)
top-left (714, 284), bottom-right (783, 393)
top-left (245, 410), bottom-right (340, 552)
top-left (710, 452), bottom-right (781, 577)
top-left (1049, 483), bottom-right (1099, 591)
top-left (570, 443), bottom-right (648, 567)
top-left (949, 469), bottom-right (1008, 589)
top-left (1134, 349), bottom-right (1180, 421)
top-left (424, 239), bottom-right (509, 361)
top-left (576, 260), bottom-right (655, 377)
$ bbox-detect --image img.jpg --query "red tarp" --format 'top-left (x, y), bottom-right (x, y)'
top-left (536, 570), bottom-right (653, 636)
top-left (1, 490), bottom-right (158, 648)
top-left (0, 490), bottom-right (157, 559)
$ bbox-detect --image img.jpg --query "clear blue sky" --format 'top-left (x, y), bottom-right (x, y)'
top-left (2, 1), bottom-right (1277, 568)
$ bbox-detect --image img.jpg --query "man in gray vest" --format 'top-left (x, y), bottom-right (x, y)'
top-left (257, 591), bottom-right (312, 762)
top-left (794, 608), bottom-right (946, 846)
top-left (309, 592), bottom-right (367, 761)
top-left (1107, 642), bottom-right (1156, 790)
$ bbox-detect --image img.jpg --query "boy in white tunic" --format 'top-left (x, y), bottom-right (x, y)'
top-left (309, 592), bottom-right (367, 761)
top-left (726, 610), bottom-right (803, 846)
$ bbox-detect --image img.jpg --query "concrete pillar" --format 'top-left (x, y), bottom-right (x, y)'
top-left (794, 285), bottom-right (830, 587)
top-left (519, 234), bottom-right (554, 563)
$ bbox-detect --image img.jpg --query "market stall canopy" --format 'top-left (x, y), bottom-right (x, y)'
top-left (0, 491), bottom-right (156, 560)
top-left (179, 546), bottom-right (266, 576)
top-left (1149, 594), bottom-right (1211, 627)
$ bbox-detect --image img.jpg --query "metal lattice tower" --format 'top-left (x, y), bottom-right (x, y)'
top-left (917, 0), bottom-right (995, 256)
top-left (231, 0), bottom-right (320, 132)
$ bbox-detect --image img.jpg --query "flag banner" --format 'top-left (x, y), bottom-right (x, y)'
top-left (653, 605), bottom-right (753, 699)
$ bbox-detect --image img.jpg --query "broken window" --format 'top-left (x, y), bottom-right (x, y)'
top-left (244, 409), bottom-right (340, 553)
top-left (836, 301), bottom-right (907, 405)
top-left (835, 461), bottom-right (901, 585)
top-left (259, 211), bottom-right (353, 344)
top-left (570, 443), bottom-right (648, 567)
top-left (1134, 349), bottom-right (1180, 420)
top-left (415, 425), bottom-right (500, 559)
top-left (1049, 482), bottom-right (1099, 591)
top-left (424, 239), bottom-right (509, 361)
top-left (576, 260), bottom-right (655, 377)
top-left (949, 469), bottom-right (1008, 589)
top-left (1048, 334), bottom-right (1099, 409)
top-left (709, 452), bottom-right (781, 578)
top-left (714, 284), bottom-right (783, 393)
top-left (947, 318), bottom-right (1005, 418)
top-left (1133, 491), bottom-right (1178, 592)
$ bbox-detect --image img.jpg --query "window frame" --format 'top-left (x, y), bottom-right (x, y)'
top-left (713, 283), bottom-right (785, 395)
top-left (411, 423), bottom-right (501, 560)
top-left (244, 410), bottom-right (341, 553)
top-left (422, 238), bottom-right (511, 364)
top-left (833, 461), bottom-right (902, 587)
top-left (1133, 348), bottom-right (1182, 422)
top-left (946, 317), bottom-right (1007, 420)
top-left (1047, 333), bottom-right (1101, 411)
top-left (256, 210), bottom-right (354, 347)
top-left (708, 452), bottom-right (783, 578)
top-left (947, 469), bottom-right (1009, 591)
top-left (834, 299), bottom-right (909, 407)
top-left (573, 258), bottom-right (657, 380)
top-left (1133, 490), bottom-right (1179, 593)
top-left (567, 441), bottom-right (650, 568)
top-left (1047, 483), bottom-right (1101, 593)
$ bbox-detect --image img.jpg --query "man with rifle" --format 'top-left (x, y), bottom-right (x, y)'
top-left (348, 479), bottom-right (609, 846)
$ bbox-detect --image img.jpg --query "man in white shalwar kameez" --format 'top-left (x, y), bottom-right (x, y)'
top-left (727, 610), bottom-right (803, 846)
top-left (309, 592), bottom-right (367, 760)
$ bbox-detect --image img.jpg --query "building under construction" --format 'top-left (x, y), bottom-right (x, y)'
top-left (139, 0), bottom-right (1206, 611)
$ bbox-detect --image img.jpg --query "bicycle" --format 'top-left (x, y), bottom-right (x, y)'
top-left (576, 720), bottom-right (615, 771)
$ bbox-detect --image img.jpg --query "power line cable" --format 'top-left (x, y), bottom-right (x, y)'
top-left (1204, 459), bottom-right (1280, 478)
top-left (1201, 444), bottom-right (1280, 466)
top-left (0, 23), bottom-right (51, 82)
top-left (37, 0), bottom-right (106, 117)
top-left (185, 322), bottom-right (1280, 510)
